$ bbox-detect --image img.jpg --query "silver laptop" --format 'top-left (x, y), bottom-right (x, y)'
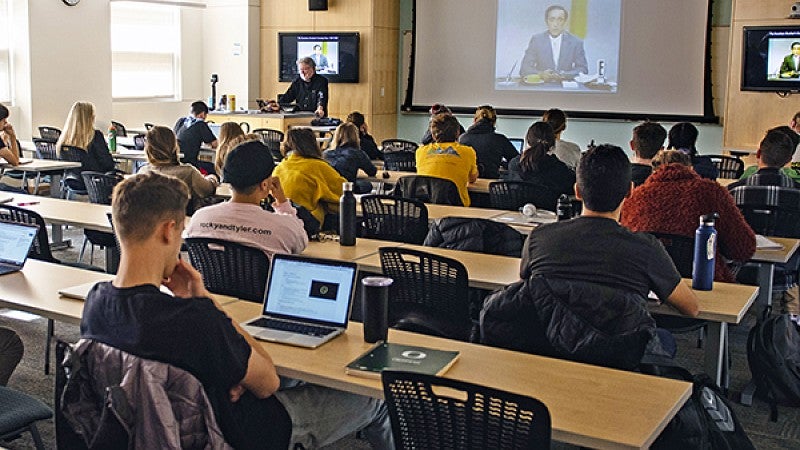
top-left (0, 222), bottom-right (39, 275)
top-left (242, 253), bottom-right (358, 348)
top-left (208, 123), bottom-right (222, 139)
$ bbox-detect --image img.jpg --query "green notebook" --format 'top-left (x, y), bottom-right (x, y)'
top-left (345, 342), bottom-right (460, 379)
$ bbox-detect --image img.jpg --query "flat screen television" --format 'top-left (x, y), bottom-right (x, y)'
top-left (742, 25), bottom-right (800, 92)
top-left (278, 32), bottom-right (360, 83)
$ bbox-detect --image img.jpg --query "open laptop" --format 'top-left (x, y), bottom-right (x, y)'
top-left (0, 222), bottom-right (39, 275)
top-left (242, 253), bottom-right (358, 348)
top-left (509, 138), bottom-right (524, 154)
top-left (208, 123), bottom-right (222, 139)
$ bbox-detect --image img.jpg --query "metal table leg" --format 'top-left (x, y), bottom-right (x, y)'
top-left (757, 262), bottom-right (775, 319)
top-left (704, 321), bottom-right (728, 388)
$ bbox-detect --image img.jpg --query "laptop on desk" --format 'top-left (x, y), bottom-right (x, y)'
top-left (242, 253), bottom-right (358, 349)
top-left (0, 222), bottom-right (38, 275)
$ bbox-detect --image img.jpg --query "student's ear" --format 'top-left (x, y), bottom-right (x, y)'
top-left (158, 219), bottom-right (178, 244)
top-left (755, 149), bottom-right (762, 160)
top-left (626, 181), bottom-right (634, 198)
top-left (573, 183), bottom-right (582, 200)
top-left (629, 140), bottom-right (635, 152)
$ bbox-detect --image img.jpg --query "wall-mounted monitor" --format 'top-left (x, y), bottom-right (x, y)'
top-left (279, 32), bottom-right (360, 83)
top-left (742, 25), bottom-right (800, 92)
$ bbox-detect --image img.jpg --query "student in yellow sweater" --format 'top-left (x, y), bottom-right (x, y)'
top-left (416, 113), bottom-right (479, 206)
top-left (274, 128), bottom-right (347, 227)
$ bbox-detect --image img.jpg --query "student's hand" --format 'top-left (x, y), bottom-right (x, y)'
top-left (229, 384), bottom-right (246, 403)
top-left (164, 259), bottom-right (208, 299)
top-left (315, 105), bottom-right (325, 118)
top-left (2, 122), bottom-right (14, 136)
top-left (267, 177), bottom-right (288, 204)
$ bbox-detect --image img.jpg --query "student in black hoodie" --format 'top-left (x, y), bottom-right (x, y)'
top-left (458, 105), bottom-right (519, 179)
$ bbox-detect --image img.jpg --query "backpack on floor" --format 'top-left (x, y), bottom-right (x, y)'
top-left (643, 365), bottom-right (755, 450)
top-left (747, 314), bottom-right (800, 420)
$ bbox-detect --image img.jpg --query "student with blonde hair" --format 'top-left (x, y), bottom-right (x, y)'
top-left (138, 125), bottom-right (219, 213)
top-left (56, 102), bottom-right (116, 187)
top-left (323, 122), bottom-right (376, 193)
top-left (458, 104), bottom-right (518, 178)
top-left (214, 123), bottom-right (245, 175)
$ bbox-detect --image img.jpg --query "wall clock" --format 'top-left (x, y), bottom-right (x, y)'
top-left (62, 0), bottom-right (80, 6)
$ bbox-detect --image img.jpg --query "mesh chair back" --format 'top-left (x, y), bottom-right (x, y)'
top-left (0, 205), bottom-right (58, 262)
top-left (731, 185), bottom-right (800, 237)
top-left (185, 238), bottom-right (270, 302)
top-left (58, 145), bottom-right (86, 163)
top-left (489, 181), bottom-right (559, 211)
top-left (393, 175), bottom-right (463, 206)
top-left (647, 232), bottom-right (694, 278)
top-left (111, 121), bottom-right (127, 137)
top-left (144, 122), bottom-right (154, 131)
top-left (32, 138), bottom-right (58, 160)
top-left (82, 172), bottom-right (123, 205)
top-left (38, 126), bottom-right (61, 141)
top-left (252, 128), bottom-right (285, 162)
top-left (383, 151), bottom-right (417, 172)
top-left (361, 195), bottom-right (429, 244)
top-left (132, 134), bottom-right (146, 150)
top-left (379, 247), bottom-right (472, 340)
top-left (707, 155), bottom-right (744, 179)
top-left (382, 371), bottom-right (551, 450)
top-left (381, 139), bottom-right (418, 153)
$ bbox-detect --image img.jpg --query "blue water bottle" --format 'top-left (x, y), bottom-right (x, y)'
top-left (692, 213), bottom-right (719, 291)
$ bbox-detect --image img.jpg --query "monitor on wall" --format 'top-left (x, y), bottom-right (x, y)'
top-left (742, 25), bottom-right (800, 93)
top-left (279, 32), bottom-right (360, 83)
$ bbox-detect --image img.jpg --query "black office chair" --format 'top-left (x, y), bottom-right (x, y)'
top-left (0, 386), bottom-right (53, 450)
top-left (38, 126), bottom-right (61, 141)
top-left (707, 155), bottom-right (744, 179)
top-left (382, 151), bottom-right (417, 172)
top-left (730, 185), bottom-right (800, 238)
top-left (360, 195), bottom-right (429, 244)
top-left (111, 121), bottom-right (128, 137)
top-left (80, 172), bottom-right (123, 266)
top-left (392, 175), bottom-right (463, 206)
top-left (185, 238), bottom-right (270, 303)
top-left (252, 128), bottom-right (285, 162)
top-left (144, 122), bottom-right (154, 131)
top-left (379, 247), bottom-right (473, 341)
top-left (489, 180), bottom-right (560, 211)
top-left (382, 371), bottom-right (551, 450)
top-left (58, 145), bottom-right (88, 199)
top-left (381, 138), bottom-right (418, 153)
top-left (132, 133), bottom-right (146, 150)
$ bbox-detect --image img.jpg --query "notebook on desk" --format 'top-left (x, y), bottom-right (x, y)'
top-left (0, 222), bottom-right (38, 276)
top-left (241, 253), bottom-right (358, 349)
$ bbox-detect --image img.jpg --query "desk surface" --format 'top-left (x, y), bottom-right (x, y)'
top-left (1, 158), bottom-right (81, 172)
top-left (751, 237), bottom-right (800, 264)
top-left (6, 193), bottom-right (112, 232)
top-left (223, 300), bottom-right (690, 450)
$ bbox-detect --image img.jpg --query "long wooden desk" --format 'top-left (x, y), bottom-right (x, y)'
top-left (749, 237), bottom-right (800, 315)
top-left (222, 300), bottom-right (689, 450)
top-left (0, 158), bottom-right (81, 196)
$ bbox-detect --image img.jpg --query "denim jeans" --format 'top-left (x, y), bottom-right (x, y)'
top-left (274, 377), bottom-right (394, 449)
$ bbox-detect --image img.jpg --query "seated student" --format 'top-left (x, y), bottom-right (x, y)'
top-left (458, 105), bottom-right (518, 179)
top-left (667, 122), bottom-right (718, 180)
top-left (504, 121), bottom-right (575, 209)
top-left (216, 133), bottom-right (259, 179)
top-left (81, 172), bottom-right (393, 450)
top-left (0, 105), bottom-right (20, 166)
top-left (791, 111), bottom-right (800, 163)
top-left (621, 150), bottom-right (755, 283)
top-left (346, 111), bottom-right (382, 161)
top-left (273, 128), bottom-right (347, 228)
top-left (213, 122), bottom-right (245, 175)
top-left (542, 108), bottom-right (581, 171)
top-left (56, 102), bottom-right (117, 186)
top-left (420, 103), bottom-right (465, 145)
top-left (736, 126), bottom-right (800, 185)
top-left (629, 121), bottom-right (666, 187)
top-left (416, 113), bottom-right (479, 207)
top-left (324, 122), bottom-right (377, 194)
top-left (481, 145), bottom-right (699, 369)
top-left (173, 100), bottom-right (218, 173)
top-left (137, 126), bottom-right (219, 213)
top-left (0, 327), bottom-right (23, 386)
top-left (186, 140), bottom-right (307, 258)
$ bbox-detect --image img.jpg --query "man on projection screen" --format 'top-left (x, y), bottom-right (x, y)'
top-left (519, 5), bottom-right (588, 82)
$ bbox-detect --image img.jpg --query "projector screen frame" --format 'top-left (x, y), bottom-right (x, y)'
top-left (401, 0), bottom-right (718, 124)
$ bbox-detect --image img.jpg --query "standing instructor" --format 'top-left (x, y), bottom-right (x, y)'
top-left (269, 57), bottom-right (328, 117)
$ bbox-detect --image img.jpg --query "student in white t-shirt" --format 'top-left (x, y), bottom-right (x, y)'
top-left (186, 141), bottom-right (308, 258)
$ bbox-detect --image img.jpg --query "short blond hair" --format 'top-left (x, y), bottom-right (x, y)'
top-left (331, 122), bottom-right (360, 149)
top-left (112, 172), bottom-right (189, 243)
top-left (216, 133), bottom-right (261, 175)
top-left (652, 149), bottom-right (691, 170)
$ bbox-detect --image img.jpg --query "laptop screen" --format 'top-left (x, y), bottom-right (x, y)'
top-left (208, 123), bottom-right (222, 139)
top-left (263, 254), bottom-right (357, 326)
top-left (509, 138), bottom-right (524, 153)
top-left (0, 222), bottom-right (38, 266)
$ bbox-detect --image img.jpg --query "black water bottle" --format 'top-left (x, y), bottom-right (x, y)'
top-left (339, 182), bottom-right (356, 246)
top-left (556, 194), bottom-right (572, 221)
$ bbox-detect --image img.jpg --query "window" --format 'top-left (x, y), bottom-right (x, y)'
top-left (0, 0), bottom-right (11, 103)
top-left (111, 1), bottom-right (180, 99)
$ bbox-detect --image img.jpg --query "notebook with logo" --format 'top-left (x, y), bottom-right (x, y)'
top-left (241, 253), bottom-right (358, 348)
top-left (0, 222), bottom-right (39, 275)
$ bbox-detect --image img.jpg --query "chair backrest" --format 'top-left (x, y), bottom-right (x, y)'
top-left (0, 204), bottom-right (58, 263)
top-left (489, 180), bottom-right (559, 211)
top-left (38, 126), bottom-right (61, 141)
top-left (423, 217), bottom-right (524, 257)
top-left (707, 154), bottom-right (744, 179)
top-left (81, 171), bottom-right (123, 205)
top-left (360, 195), bottom-right (429, 244)
top-left (382, 371), bottom-right (551, 450)
top-left (58, 145), bottom-right (86, 163)
top-left (32, 138), bottom-right (58, 160)
top-left (0, 385), bottom-right (53, 450)
top-left (381, 138), bottom-right (419, 153)
top-left (111, 121), bottom-right (127, 137)
top-left (144, 122), bottom-right (154, 131)
top-left (133, 133), bottom-right (146, 150)
top-left (252, 128), bottom-right (285, 162)
top-left (647, 232), bottom-right (694, 278)
top-left (184, 237), bottom-right (270, 302)
top-left (730, 185), bottom-right (800, 238)
top-left (382, 151), bottom-right (417, 172)
top-left (379, 247), bottom-right (472, 340)
top-left (392, 175), bottom-right (463, 206)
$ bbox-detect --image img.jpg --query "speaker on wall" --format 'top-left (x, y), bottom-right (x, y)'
top-left (309, 0), bottom-right (328, 11)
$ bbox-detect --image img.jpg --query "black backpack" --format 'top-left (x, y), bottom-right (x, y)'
top-left (747, 314), bottom-right (800, 420)
top-left (644, 365), bottom-right (755, 450)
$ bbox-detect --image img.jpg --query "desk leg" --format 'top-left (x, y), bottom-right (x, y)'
top-left (757, 262), bottom-right (775, 318)
top-left (705, 322), bottom-right (727, 388)
top-left (49, 224), bottom-right (72, 250)
top-left (105, 246), bottom-right (119, 274)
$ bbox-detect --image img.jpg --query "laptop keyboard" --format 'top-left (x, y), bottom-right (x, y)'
top-left (250, 318), bottom-right (336, 337)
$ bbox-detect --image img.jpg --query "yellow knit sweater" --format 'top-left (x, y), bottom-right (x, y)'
top-left (274, 153), bottom-right (347, 225)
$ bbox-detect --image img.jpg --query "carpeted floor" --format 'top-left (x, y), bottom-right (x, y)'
top-left (2, 225), bottom-right (800, 449)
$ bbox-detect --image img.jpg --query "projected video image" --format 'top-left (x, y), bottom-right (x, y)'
top-left (298, 40), bottom-right (339, 75)
top-left (495, 0), bottom-right (621, 93)
top-left (766, 34), bottom-right (800, 80)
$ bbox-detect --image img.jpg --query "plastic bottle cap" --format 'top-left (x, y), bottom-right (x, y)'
top-left (362, 277), bottom-right (393, 287)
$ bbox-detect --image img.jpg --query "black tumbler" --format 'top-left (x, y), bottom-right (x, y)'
top-left (361, 277), bottom-right (393, 343)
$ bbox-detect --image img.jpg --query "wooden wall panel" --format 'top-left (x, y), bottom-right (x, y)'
top-left (373, 0), bottom-right (400, 29)
top-left (371, 113), bottom-right (398, 142)
top-left (733, 0), bottom-right (798, 21)
top-left (261, 0), bottom-right (312, 28)
top-left (371, 27), bottom-right (398, 116)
